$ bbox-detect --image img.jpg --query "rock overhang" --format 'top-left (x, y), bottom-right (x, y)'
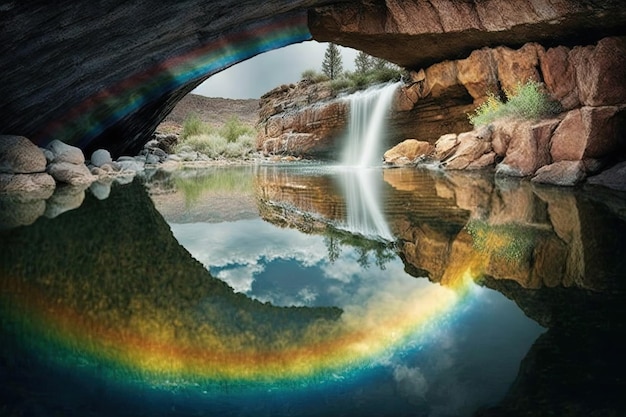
top-left (1, 0), bottom-right (626, 157)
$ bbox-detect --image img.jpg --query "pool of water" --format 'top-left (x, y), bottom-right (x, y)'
top-left (1, 163), bottom-right (625, 416)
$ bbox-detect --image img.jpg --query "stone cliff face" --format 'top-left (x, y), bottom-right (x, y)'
top-left (258, 35), bottom-right (626, 163)
top-left (2, 1), bottom-right (625, 158)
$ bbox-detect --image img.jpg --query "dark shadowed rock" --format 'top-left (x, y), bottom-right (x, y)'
top-left (532, 160), bottom-right (587, 186)
top-left (586, 161), bottom-right (626, 191)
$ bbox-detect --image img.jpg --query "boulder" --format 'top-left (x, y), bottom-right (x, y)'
top-left (531, 161), bottom-right (586, 186)
top-left (586, 161), bottom-right (626, 192)
top-left (442, 130), bottom-right (493, 170)
top-left (47, 161), bottom-right (96, 185)
top-left (434, 133), bottom-right (459, 161)
top-left (383, 139), bottom-right (433, 165)
top-left (46, 139), bottom-right (85, 164)
top-left (571, 37), bottom-right (626, 107)
top-left (550, 106), bottom-right (624, 162)
top-left (90, 149), bottom-right (113, 167)
top-left (0, 135), bottom-right (47, 174)
top-left (539, 45), bottom-right (580, 110)
top-left (500, 119), bottom-right (558, 176)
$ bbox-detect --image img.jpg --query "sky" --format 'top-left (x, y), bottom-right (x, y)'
top-left (192, 41), bottom-right (359, 99)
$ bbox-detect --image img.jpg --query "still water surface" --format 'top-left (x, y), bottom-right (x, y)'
top-left (1, 163), bottom-right (625, 416)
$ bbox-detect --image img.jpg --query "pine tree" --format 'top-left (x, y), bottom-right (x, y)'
top-left (321, 43), bottom-right (343, 80)
top-left (371, 57), bottom-right (389, 71)
top-left (354, 51), bottom-right (372, 74)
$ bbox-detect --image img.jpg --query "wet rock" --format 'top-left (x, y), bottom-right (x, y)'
top-left (500, 119), bottom-right (558, 176)
top-left (0, 195), bottom-right (46, 230)
top-left (44, 184), bottom-right (88, 219)
top-left (586, 161), bottom-right (626, 192)
top-left (0, 135), bottom-right (47, 174)
top-left (116, 157), bottom-right (145, 172)
top-left (434, 133), bottom-right (459, 161)
top-left (531, 161), bottom-right (586, 186)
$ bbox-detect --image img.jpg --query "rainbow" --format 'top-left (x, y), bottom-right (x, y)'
top-left (0, 269), bottom-right (477, 392)
top-left (39, 11), bottom-right (311, 149)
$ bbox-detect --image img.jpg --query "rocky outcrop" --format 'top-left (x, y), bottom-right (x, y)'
top-left (257, 80), bottom-right (348, 157)
top-left (260, 35), bottom-right (626, 170)
top-left (310, 0), bottom-right (626, 69)
top-left (385, 36), bottom-right (626, 186)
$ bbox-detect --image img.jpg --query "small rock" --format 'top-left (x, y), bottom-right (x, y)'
top-left (47, 161), bottom-right (96, 185)
top-left (90, 149), bottom-right (113, 167)
top-left (46, 139), bottom-right (85, 164)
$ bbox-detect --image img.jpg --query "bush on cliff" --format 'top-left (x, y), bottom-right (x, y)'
top-left (301, 66), bottom-right (404, 94)
top-left (176, 114), bottom-right (256, 158)
top-left (468, 80), bottom-right (562, 127)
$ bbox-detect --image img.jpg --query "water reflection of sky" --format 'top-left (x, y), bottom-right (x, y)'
top-left (169, 214), bottom-right (545, 416)
top-left (170, 217), bottom-right (416, 308)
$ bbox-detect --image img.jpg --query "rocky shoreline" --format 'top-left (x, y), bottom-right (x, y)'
top-left (0, 134), bottom-right (301, 230)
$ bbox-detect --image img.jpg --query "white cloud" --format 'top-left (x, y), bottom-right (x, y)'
top-left (193, 41), bottom-right (359, 99)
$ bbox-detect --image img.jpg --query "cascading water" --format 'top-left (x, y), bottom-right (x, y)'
top-left (338, 82), bottom-right (401, 241)
top-left (342, 82), bottom-right (401, 167)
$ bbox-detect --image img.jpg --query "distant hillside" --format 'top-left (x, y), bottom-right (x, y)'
top-left (159, 94), bottom-right (260, 134)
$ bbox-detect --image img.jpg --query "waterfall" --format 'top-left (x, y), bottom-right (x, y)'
top-left (337, 82), bottom-right (400, 241)
top-left (342, 82), bottom-right (400, 167)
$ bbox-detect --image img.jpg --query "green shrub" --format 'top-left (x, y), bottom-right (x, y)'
top-left (468, 80), bottom-right (562, 127)
top-left (181, 113), bottom-right (213, 139)
top-left (219, 116), bottom-right (255, 143)
top-left (176, 114), bottom-right (257, 159)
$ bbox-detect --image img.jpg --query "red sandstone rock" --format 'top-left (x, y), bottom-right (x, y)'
top-left (457, 49), bottom-right (499, 101)
top-left (493, 43), bottom-right (543, 95)
top-left (383, 139), bottom-right (433, 165)
top-left (434, 133), bottom-right (459, 161)
top-left (500, 119), bottom-right (559, 176)
top-left (571, 37), bottom-right (626, 107)
top-left (539, 45), bottom-right (580, 111)
top-left (443, 130), bottom-right (493, 170)
top-left (550, 106), bottom-right (624, 162)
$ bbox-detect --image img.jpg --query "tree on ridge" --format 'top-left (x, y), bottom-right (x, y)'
top-left (322, 43), bottom-right (343, 80)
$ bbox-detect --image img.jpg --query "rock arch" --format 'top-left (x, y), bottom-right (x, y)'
top-left (1, 0), bottom-right (625, 157)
